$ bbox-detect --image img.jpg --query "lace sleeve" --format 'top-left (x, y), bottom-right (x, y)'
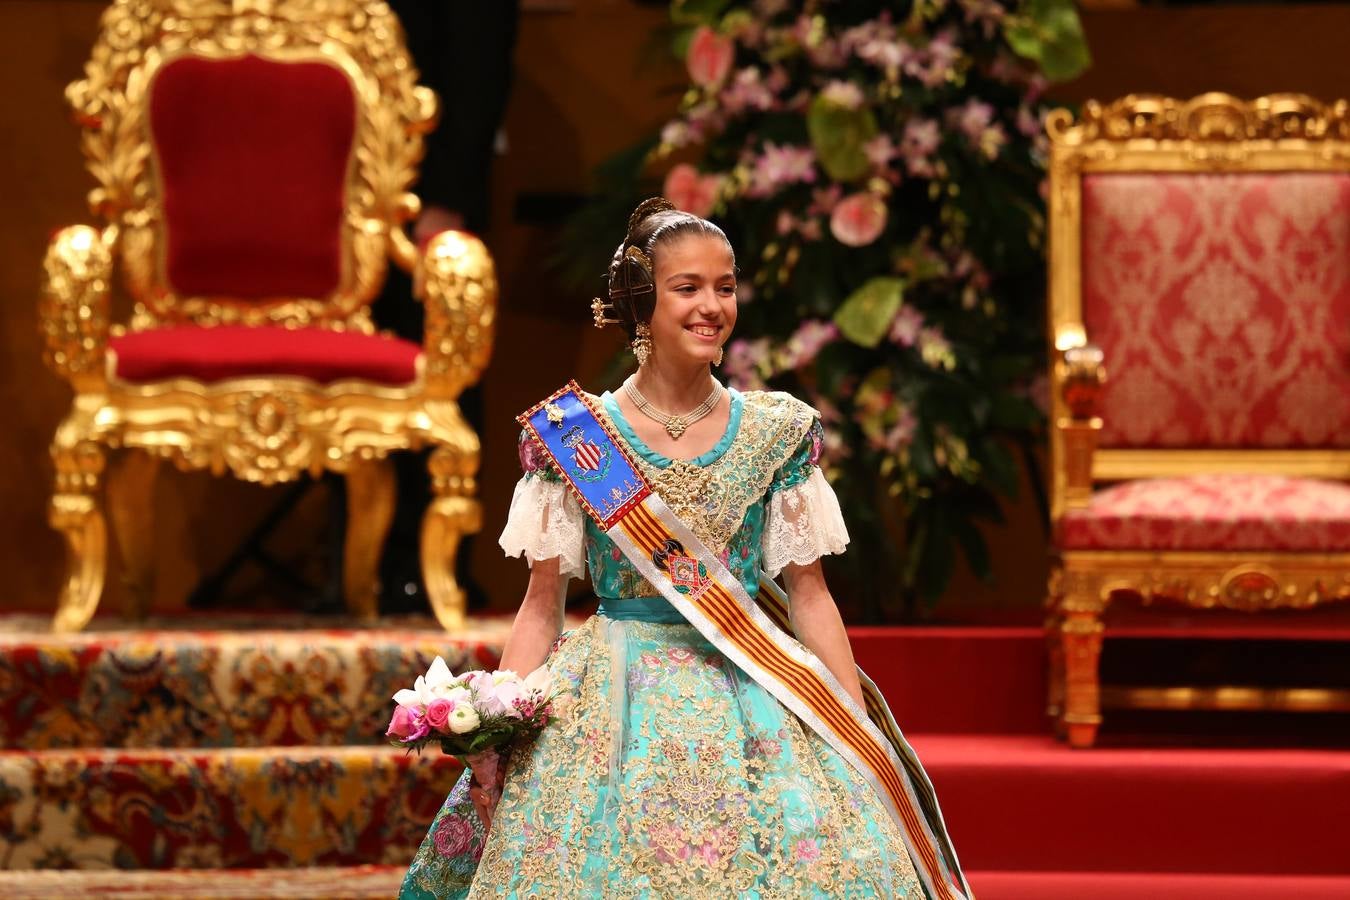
top-left (762, 420), bottom-right (849, 577)
top-left (497, 475), bottom-right (587, 581)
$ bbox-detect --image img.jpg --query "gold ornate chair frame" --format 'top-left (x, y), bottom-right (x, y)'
top-left (41, 0), bottom-right (496, 632)
top-left (1045, 93), bottom-right (1350, 747)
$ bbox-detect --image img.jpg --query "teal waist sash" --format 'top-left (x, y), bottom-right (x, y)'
top-left (596, 596), bottom-right (687, 624)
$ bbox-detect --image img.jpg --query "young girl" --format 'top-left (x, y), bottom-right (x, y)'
top-left (400, 198), bottom-right (964, 899)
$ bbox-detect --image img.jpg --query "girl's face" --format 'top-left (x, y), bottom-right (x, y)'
top-left (647, 233), bottom-right (737, 369)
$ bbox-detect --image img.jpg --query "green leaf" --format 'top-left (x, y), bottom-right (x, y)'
top-left (834, 277), bottom-right (904, 348)
top-left (670, 0), bottom-right (733, 27)
top-left (1003, 0), bottom-right (1092, 83)
top-left (952, 516), bottom-right (993, 584)
top-left (806, 94), bottom-right (878, 182)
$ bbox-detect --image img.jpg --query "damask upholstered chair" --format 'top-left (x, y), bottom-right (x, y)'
top-left (40, 0), bottom-right (495, 632)
top-left (1045, 94), bottom-right (1350, 747)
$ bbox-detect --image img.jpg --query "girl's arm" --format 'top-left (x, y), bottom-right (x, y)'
top-left (497, 557), bottom-right (568, 674)
top-left (783, 559), bottom-right (865, 708)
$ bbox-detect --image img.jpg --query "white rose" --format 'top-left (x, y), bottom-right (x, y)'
top-left (447, 704), bottom-right (481, 734)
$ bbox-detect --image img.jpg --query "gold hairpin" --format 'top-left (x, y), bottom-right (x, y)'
top-left (591, 296), bottom-right (622, 329)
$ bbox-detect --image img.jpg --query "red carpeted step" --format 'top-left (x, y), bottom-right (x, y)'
top-left (914, 734), bottom-right (1350, 875)
top-left (968, 870), bottom-right (1350, 899)
top-left (0, 864), bottom-right (406, 898)
top-left (0, 746), bottom-right (459, 870)
top-left (848, 627), bottom-right (1047, 734)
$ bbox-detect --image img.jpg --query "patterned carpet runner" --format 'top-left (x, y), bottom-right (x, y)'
top-left (0, 614), bottom-right (509, 896)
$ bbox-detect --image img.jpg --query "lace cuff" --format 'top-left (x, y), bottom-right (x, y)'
top-left (497, 475), bottom-right (587, 580)
top-left (762, 467), bottom-right (850, 578)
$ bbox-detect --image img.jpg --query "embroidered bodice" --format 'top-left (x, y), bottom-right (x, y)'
top-left (500, 388), bottom-right (849, 601)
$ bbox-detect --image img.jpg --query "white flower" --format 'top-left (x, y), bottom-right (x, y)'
top-left (447, 704), bottom-right (481, 734)
top-left (424, 656), bottom-right (458, 692)
top-left (523, 666), bottom-right (553, 696)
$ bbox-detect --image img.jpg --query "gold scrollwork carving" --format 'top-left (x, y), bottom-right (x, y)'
top-left (419, 230), bottom-right (498, 400)
top-left (41, 226), bottom-right (113, 392)
top-left (1047, 92), bottom-right (1350, 146)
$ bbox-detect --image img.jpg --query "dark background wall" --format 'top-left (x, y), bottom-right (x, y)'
top-left (4, 1), bottom-right (1347, 619)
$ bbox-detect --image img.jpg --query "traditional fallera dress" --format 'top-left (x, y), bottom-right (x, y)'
top-left (400, 388), bottom-right (927, 899)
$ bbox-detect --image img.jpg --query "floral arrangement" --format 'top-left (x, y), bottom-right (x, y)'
top-left (386, 657), bottom-right (557, 756)
top-left (565, 0), bottom-right (1089, 617)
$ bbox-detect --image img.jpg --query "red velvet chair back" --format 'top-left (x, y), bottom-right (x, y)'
top-left (149, 55), bottom-right (357, 303)
top-left (1081, 171), bottom-right (1350, 449)
top-left (67, 0), bottom-right (436, 331)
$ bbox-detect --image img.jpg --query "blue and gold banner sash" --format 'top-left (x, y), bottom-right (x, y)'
top-left (520, 382), bottom-right (970, 900)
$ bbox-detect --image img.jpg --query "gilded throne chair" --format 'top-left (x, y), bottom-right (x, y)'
top-left (1045, 94), bottom-right (1350, 747)
top-left (40, 0), bottom-right (496, 633)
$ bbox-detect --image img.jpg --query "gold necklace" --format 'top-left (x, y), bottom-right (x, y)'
top-left (622, 376), bottom-right (723, 440)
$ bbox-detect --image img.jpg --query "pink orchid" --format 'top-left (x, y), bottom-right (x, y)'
top-left (721, 68), bottom-right (776, 114)
top-left (900, 119), bottom-right (941, 178)
top-left (830, 192), bottom-right (888, 247)
top-left (660, 120), bottom-right (693, 150)
top-left (781, 320), bottom-right (839, 369)
top-left (889, 305), bottom-right (924, 347)
top-left (687, 26), bottom-right (735, 89)
top-left (722, 337), bottom-right (771, 390)
top-left (863, 134), bottom-right (897, 171)
top-left (749, 143), bottom-right (816, 196)
top-left (663, 163), bottom-right (721, 218)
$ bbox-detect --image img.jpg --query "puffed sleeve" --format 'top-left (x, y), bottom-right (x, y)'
top-left (761, 419), bottom-right (850, 578)
top-left (497, 430), bottom-right (587, 580)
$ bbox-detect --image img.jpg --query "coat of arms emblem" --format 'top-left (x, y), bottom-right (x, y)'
top-left (561, 426), bottom-right (611, 481)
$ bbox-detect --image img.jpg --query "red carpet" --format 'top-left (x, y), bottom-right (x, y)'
top-left (849, 626), bottom-right (1047, 734)
top-left (849, 626), bottom-right (1350, 898)
top-left (912, 734), bottom-right (1350, 876)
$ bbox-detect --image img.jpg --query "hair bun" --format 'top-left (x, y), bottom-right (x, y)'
top-left (626, 197), bottom-right (677, 241)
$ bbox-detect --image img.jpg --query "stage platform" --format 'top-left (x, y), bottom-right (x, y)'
top-left (0, 615), bottom-right (1346, 898)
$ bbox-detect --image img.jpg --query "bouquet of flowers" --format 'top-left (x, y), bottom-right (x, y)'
top-left (387, 657), bottom-right (557, 827)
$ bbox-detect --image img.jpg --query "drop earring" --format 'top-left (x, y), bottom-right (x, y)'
top-left (632, 322), bottom-right (653, 367)
top-left (714, 345), bottom-right (724, 366)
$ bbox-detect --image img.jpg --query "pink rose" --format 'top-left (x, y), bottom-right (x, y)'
top-left (687, 26), bottom-right (735, 89)
top-left (386, 705), bottom-right (428, 742)
top-left (830, 192), bottom-right (888, 247)
top-left (424, 698), bottom-right (454, 732)
top-left (663, 163), bottom-right (720, 218)
top-left (433, 814), bottom-right (475, 858)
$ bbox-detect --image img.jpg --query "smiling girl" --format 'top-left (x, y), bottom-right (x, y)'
top-left (400, 198), bottom-right (964, 899)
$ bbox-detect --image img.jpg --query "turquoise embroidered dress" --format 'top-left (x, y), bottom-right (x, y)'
top-left (400, 389), bottom-right (922, 899)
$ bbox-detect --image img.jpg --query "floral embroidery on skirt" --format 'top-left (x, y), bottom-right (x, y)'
top-left (399, 615), bottom-right (921, 899)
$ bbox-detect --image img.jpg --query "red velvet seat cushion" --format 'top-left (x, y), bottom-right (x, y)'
top-left (1060, 474), bottom-right (1350, 552)
top-left (110, 326), bottom-right (421, 386)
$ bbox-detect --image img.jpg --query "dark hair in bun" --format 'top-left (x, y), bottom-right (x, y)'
top-left (601, 197), bottom-right (734, 339)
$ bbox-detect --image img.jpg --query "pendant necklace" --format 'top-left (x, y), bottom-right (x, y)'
top-left (622, 376), bottom-right (723, 440)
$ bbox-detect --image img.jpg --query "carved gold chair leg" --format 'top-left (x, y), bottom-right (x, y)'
top-left (1061, 593), bottom-right (1107, 748)
top-left (107, 450), bottom-right (161, 620)
top-left (343, 457), bottom-right (396, 622)
top-left (49, 415), bottom-right (108, 633)
top-left (1045, 608), bottom-right (1067, 739)
top-left (421, 445), bottom-right (482, 632)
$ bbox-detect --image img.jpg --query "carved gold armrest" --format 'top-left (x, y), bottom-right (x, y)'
top-left (1057, 344), bottom-right (1106, 509)
top-left (40, 225), bottom-right (114, 393)
top-left (417, 230), bottom-right (498, 400)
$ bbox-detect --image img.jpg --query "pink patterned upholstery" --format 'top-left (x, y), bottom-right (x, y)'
top-left (1060, 474), bottom-right (1350, 552)
top-left (1082, 173), bottom-right (1350, 449)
